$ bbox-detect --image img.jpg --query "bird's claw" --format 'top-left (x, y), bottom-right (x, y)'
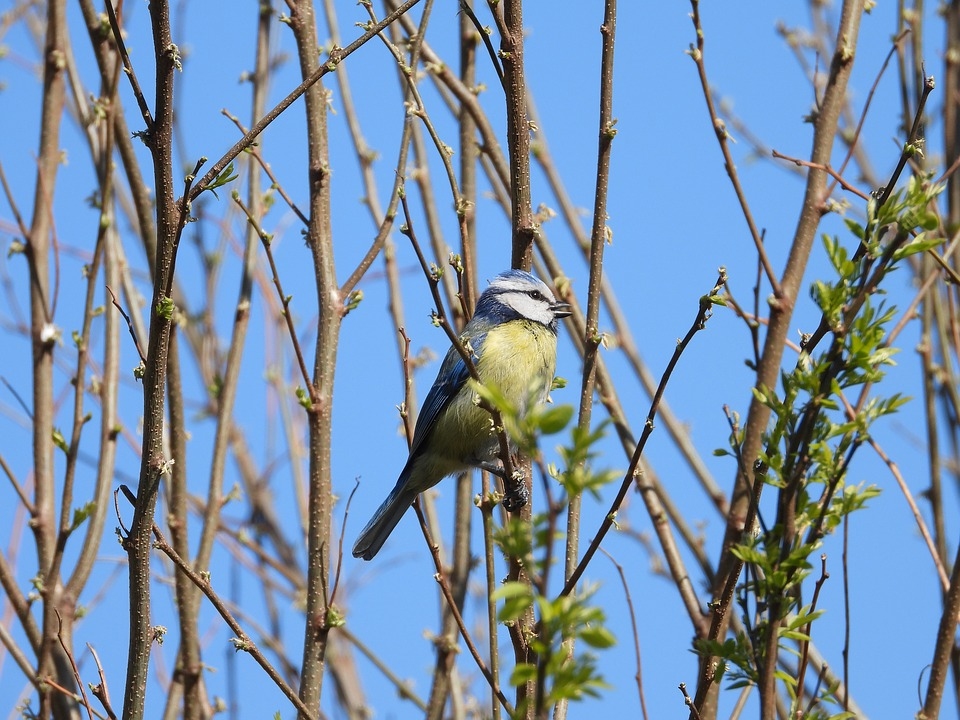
top-left (502, 474), bottom-right (529, 512)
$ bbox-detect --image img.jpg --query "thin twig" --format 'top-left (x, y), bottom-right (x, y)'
top-left (1, 375), bottom-right (34, 421)
top-left (679, 682), bottom-right (702, 720)
top-left (0, 453), bottom-right (36, 515)
top-left (561, 270), bottom-right (727, 597)
top-left (413, 499), bottom-right (515, 715)
top-left (337, 625), bottom-right (428, 711)
top-left (771, 150), bottom-right (871, 201)
top-left (0, 160), bottom-right (31, 241)
top-left (87, 644), bottom-right (118, 720)
top-left (150, 523), bottom-right (317, 720)
top-left (102, 0), bottom-right (153, 131)
top-left (329, 481), bottom-right (361, 608)
top-left (0, 620), bottom-right (38, 688)
top-left (600, 548), bottom-right (649, 720)
top-left (366, 5), bottom-right (471, 261)
top-left (874, 73), bottom-right (936, 211)
top-left (567, 0), bottom-right (618, 583)
top-left (221, 109), bottom-right (309, 226)
top-left (54, 610), bottom-right (95, 720)
top-left (187, 0), bottom-right (425, 202)
top-left (233, 194), bottom-right (315, 400)
top-left (105, 284), bottom-right (146, 362)
top-left (864, 435), bottom-right (949, 589)
top-left (458, 0), bottom-right (504, 88)
top-left (827, 28), bottom-right (909, 197)
top-left (794, 555), bottom-right (829, 708)
top-left (688, 2), bottom-right (781, 298)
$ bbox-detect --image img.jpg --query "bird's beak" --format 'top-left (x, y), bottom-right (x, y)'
top-left (552, 302), bottom-right (573, 319)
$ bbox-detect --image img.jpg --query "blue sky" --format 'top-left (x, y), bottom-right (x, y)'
top-left (0, 1), bottom-right (953, 718)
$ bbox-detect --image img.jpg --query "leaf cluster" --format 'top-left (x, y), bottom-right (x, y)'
top-left (482, 399), bottom-right (620, 716)
top-left (708, 174), bottom-right (943, 714)
top-left (494, 582), bottom-right (614, 710)
top-left (471, 379), bottom-right (573, 456)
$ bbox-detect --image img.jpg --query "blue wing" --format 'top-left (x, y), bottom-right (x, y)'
top-left (352, 323), bottom-right (494, 560)
top-left (409, 330), bottom-right (487, 456)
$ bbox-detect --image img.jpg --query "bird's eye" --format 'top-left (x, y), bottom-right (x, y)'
top-left (528, 290), bottom-right (544, 301)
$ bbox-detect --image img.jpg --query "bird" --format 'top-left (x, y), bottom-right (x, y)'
top-left (352, 269), bottom-right (572, 560)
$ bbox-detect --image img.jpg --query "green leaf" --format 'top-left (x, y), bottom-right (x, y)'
top-left (538, 404), bottom-right (574, 435)
top-left (493, 582), bottom-right (533, 623)
top-left (70, 501), bottom-right (96, 531)
top-left (206, 162), bottom-right (238, 199)
top-left (843, 217), bottom-right (865, 240)
top-left (155, 296), bottom-right (176, 320)
top-left (892, 233), bottom-right (944, 261)
top-left (578, 625), bottom-right (616, 649)
top-left (295, 387), bottom-right (313, 412)
top-left (492, 516), bottom-right (533, 559)
top-left (509, 662), bottom-right (537, 687)
top-left (774, 668), bottom-right (798, 689)
top-left (52, 428), bottom-right (68, 454)
top-left (343, 289), bottom-right (363, 315)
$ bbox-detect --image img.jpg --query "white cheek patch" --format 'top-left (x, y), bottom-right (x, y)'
top-left (499, 292), bottom-right (555, 325)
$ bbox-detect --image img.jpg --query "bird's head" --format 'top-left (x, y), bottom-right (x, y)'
top-left (474, 270), bottom-right (572, 330)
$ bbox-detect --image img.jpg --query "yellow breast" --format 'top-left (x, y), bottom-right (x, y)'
top-left (422, 320), bottom-right (558, 468)
top-left (474, 320), bottom-right (557, 410)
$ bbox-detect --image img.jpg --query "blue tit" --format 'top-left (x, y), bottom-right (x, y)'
top-left (352, 269), bottom-right (572, 560)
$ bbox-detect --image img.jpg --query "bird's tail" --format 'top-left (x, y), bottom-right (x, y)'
top-left (352, 477), bottom-right (419, 561)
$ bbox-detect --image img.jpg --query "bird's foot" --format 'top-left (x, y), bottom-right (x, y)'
top-left (474, 462), bottom-right (528, 511)
top-left (476, 461), bottom-right (507, 479)
top-left (502, 470), bottom-right (529, 512)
